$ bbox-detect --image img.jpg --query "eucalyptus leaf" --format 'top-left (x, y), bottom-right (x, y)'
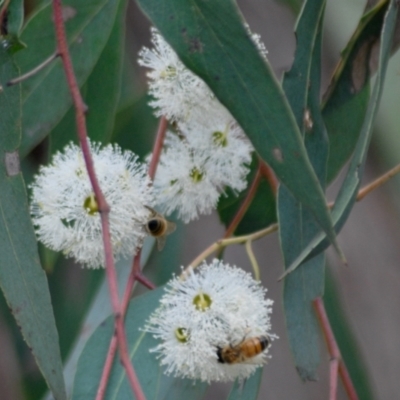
top-left (136, 0), bottom-right (341, 255)
top-left (227, 368), bottom-right (263, 400)
top-left (282, 0), bottom-right (399, 278)
top-left (6, 0), bottom-right (24, 36)
top-left (279, 0), bottom-right (326, 380)
top-left (59, 223), bottom-right (183, 398)
top-left (0, 47), bottom-right (66, 399)
top-left (323, 1), bottom-right (389, 182)
top-left (15, 0), bottom-right (121, 156)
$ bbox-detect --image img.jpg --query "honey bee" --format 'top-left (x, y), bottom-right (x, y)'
top-left (144, 206), bottom-right (176, 251)
top-left (216, 335), bottom-right (270, 364)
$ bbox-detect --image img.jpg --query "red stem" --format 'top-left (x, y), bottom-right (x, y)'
top-left (148, 116), bottom-right (168, 180)
top-left (224, 163), bottom-right (262, 238)
top-left (259, 160), bottom-right (278, 195)
top-left (135, 273), bottom-right (156, 290)
top-left (96, 253), bottom-right (140, 400)
top-left (313, 298), bottom-right (359, 400)
top-left (52, 2), bottom-right (145, 399)
top-left (96, 113), bottom-right (165, 398)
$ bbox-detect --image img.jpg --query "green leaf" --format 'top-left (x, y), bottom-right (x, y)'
top-left (0, 48), bottom-right (66, 399)
top-left (136, 0), bottom-right (340, 255)
top-left (6, 0), bottom-right (24, 36)
top-left (282, 0), bottom-right (399, 278)
top-left (227, 368), bottom-right (262, 400)
top-left (323, 1), bottom-right (389, 182)
top-left (72, 288), bottom-right (208, 399)
top-left (60, 224), bottom-right (183, 397)
top-left (279, 0), bottom-right (326, 380)
top-left (15, 0), bottom-right (121, 157)
top-left (50, 0), bottom-right (127, 153)
top-left (112, 95), bottom-right (158, 159)
top-left (217, 157), bottom-right (276, 235)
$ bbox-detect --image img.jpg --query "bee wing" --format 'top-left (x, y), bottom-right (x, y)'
top-left (164, 221), bottom-right (177, 235)
top-left (156, 235), bottom-right (167, 251)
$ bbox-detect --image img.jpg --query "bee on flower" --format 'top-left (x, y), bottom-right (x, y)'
top-left (144, 259), bottom-right (276, 382)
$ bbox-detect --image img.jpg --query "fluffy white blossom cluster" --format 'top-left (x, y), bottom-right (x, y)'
top-left (144, 259), bottom-right (275, 382)
top-left (30, 141), bottom-right (154, 268)
top-left (139, 29), bottom-right (257, 223)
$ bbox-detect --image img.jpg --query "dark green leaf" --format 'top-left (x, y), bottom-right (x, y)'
top-left (136, 0), bottom-right (340, 254)
top-left (15, 0), bottom-right (121, 157)
top-left (0, 47), bottom-right (66, 399)
top-left (61, 224), bottom-right (183, 397)
top-left (72, 288), bottom-right (208, 400)
top-left (217, 157), bottom-right (276, 236)
top-left (50, 0), bottom-right (127, 153)
top-left (58, 258), bottom-right (136, 399)
top-left (323, 1), bottom-right (389, 182)
top-left (112, 95), bottom-right (158, 159)
top-left (6, 0), bottom-right (24, 36)
top-left (227, 368), bottom-right (263, 400)
top-left (282, 0), bottom-right (399, 278)
top-left (279, 0), bottom-right (326, 380)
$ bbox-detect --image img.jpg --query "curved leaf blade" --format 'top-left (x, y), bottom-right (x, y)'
top-left (136, 0), bottom-right (340, 253)
top-left (323, 1), bottom-right (389, 182)
top-left (281, 0), bottom-right (399, 278)
top-left (279, 0), bottom-right (326, 380)
top-left (227, 368), bottom-right (263, 400)
top-left (0, 47), bottom-right (66, 399)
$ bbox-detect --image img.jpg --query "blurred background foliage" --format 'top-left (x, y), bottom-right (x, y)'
top-left (0, 0), bottom-right (399, 399)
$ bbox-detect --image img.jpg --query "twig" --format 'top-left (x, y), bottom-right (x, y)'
top-left (96, 253), bottom-right (144, 400)
top-left (135, 273), bottom-right (156, 290)
top-left (51, 1), bottom-right (145, 399)
top-left (183, 223), bottom-right (278, 276)
top-left (259, 160), bottom-right (279, 195)
top-left (245, 240), bottom-right (260, 280)
top-left (7, 53), bottom-right (59, 86)
top-left (356, 162), bottom-right (400, 201)
top-left (223, 163), bottom-right (262, 238)
top-left (96, 114), bottom-right (164, 399)
top-left (148, 116), bottom-right (168, 180)
top-left (313, 298), bottom-right (359, 400)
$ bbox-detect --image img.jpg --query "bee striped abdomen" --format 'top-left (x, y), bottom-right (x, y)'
top-left (217, 335), bottom-right (270, 364)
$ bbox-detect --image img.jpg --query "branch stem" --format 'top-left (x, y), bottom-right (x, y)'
top-left (148, 116), bottom-right (168, 180)
top-left (52, 1), bottom-right (145, 399)
top-left (223, 163), bottom-right (262, 238)
top-left (313, 298), bottom-right (358, 400)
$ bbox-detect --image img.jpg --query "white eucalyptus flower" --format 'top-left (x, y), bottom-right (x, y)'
top-left (30, 141), bottom-right (154, 268)
top-left (138, 28), bottom-right (212, 123)
top-left (140, 28), bottom-right (255, 223)
top-left (150, 134), bottom-right (221, 223)
top-left (144, 259), bottom-right (276, 382)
